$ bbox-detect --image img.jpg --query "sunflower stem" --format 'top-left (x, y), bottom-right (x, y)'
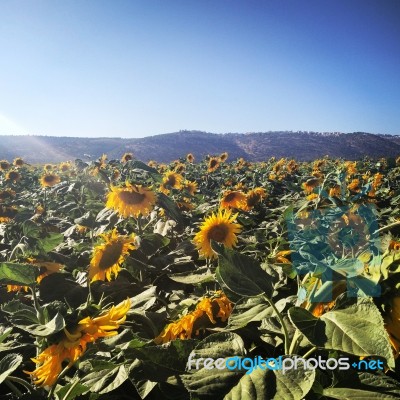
top-left (4, 379), bottom-right (23, 397)
top-left (262, 295), bottom-right (290, 355)
top-left (6, 376), bottom-right (34, 393)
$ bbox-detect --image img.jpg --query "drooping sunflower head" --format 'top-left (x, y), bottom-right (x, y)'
top-left (193, 209), bottom-right (242, 259)
top-left (220, 190), bottom-right (246, 210)
top-left (0, 205), bottom-right (17, 223)
top-left (207, 157), bottom-right (220, 173)
top-left (121, 152), bottom-right (133, 163)
top-left (40, 173), bottom-right (61, 188)
top-left (89, 229), bottom-right (136, 282)
top-left (329, 185), bottom-right (342, 198)
top-left (106, 182), bottom-right (156, 218)
top-left (186, 153), bottom-right (195, 163)
top-left (301, 178), bottom-right (320, 193)
top-left (13, 157), bottom-right (24, 167)
top-left (219, 152), bottom-right (228, 162)
top-left (5, 170), bottom-right (21, 182)
top-left (0, 160), bottom-right (10, 171)
top-left (242, 188), bottom-right (266, 211)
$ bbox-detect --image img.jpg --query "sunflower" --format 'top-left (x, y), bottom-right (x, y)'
top-left (5, 170), bottom-right (20, 182)
top-left (40, 173), bottom-right (61, 187)
top-left (242, 188), bottom-right (266, 211)
top-left (89, 229), bottom-right (136, 282)
top-left (207, 157), bottom-right (220, 173)
top-left (0, 205), bottom-right (17, 223)
top-left (174, 163), bottom-right (185, 174)
top-left (0, 160), bottom-right (10, 170)
top-left (25, 299), bottom-right (130, 387)
top-left (347, 178), bottom-right (360, 192)
top-left (219, 152), bottom-right (228, 162)
top-left (13, 157), bottom-right (24, 167)
top-left (59, 162), bottom-right (71, 172)
top-left (186, 153), bottom-right (195, 163)
top-left (183, 180), bottom-right (198, 196)
top-left (121, 152), bottom-right (133, 163)
top-left (159, 171), bottom-right (184, 194)
top-left (193, 209), bottom-right (242, 259)
top-left (148, 160), bottom-right (157, 168)
top-left (44, 164), bottom-right (53, 171)
top-left (220, 190), bottom-right (246, 210)
top-left (301, 178), bottom-right (320, 193)
top-left (329, 185), bottom-right (341, 197)
top-left (34, 261), bottom-right (64, 283)
top-left (106, 182), bottom-right (156, 218)
top-left (177, 200), bottom-right (194, 212)
top-left (155, 291), bottom-right (232, 344)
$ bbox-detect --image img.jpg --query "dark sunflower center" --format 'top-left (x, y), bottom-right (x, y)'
top-left (119, 190), bottom-right (146, 205)
top-left (0, 162), bottom-right (9, 169)
top-left (167, 176), bottom-right (176, 186)
top-left (8, 172), bottom-right (19, 180)
top-left (208, 224), bottom-right (228, 242)
top-left (44, 175), bottom-right (56, 183)
top-left (98, 242), bottom-right (124, 270)
top-left (224, 193), bottom-right (237, 203)
top-left (247, 194), bottom-right (260, 207)
top-left (209, 160), bottom-right (218, 168)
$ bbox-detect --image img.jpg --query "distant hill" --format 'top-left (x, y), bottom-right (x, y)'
top-left (0, 130), bottom-right (399, 164)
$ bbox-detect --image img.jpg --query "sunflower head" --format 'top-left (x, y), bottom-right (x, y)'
top-left (40, 173), bottom-right (61, 187)
top-left (207, 157), bottom-right (220, 173)
top-left (193, 209), bottom-right (242, 259)
top-left (0, 189), bottom-right (16, 202)
top-left (186, 153), bottom-right (195, 163)
top-left (174, 163), bottom-right (185, 174)
top-left (0, 160), bottom-right (10, 171)
top-left (183, 180), bottom-right (198, 196)
top-left (5, 170), bottom-right (21, 182)
top-left (301, 178), bottom-right (320, 193)
top-left (106, 182), bottom-right (156, 218)
top-left (13, 157), bottom-right (24, 167)
top-left (220, 190), bottom-right (246, 210)
top-left (219, 152), bottom-right (228, 162)
top-left (89, 229), bottom-right (136, 282)
top-left (121, 153), bottom-right (133, 163)
top-left (161, 171), bottom-right (183, 191)
top-left (44, 164), bottom-right (53, 171)
top-left (0, 205), bottom-right (17, 222)
top-left (148, 160), bottom-right (157, 168)
top-left (59, 162), bottom-right (71, 172)
top-left (242, 188), bottom-right (266, 211)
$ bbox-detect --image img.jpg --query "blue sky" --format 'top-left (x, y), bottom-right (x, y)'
top-left (1, 0), bottom-right (399, 137)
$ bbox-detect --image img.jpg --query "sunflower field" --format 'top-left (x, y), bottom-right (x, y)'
top-left (2, 153), bottom-right (400, 399)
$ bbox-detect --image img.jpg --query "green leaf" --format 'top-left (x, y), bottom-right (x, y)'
top-left (332, 258), bottom-right (364, 277)
top-left (40, 233), bottom-right (64, 252)
top-left (56, 379), bottom-right (89, 400)
top-left (157, 192), bottom-right (185, 226)
top-left (213, 243), bottom-right (274, 298)
top-left (288, 299), bottom-right (395, 368)
top-left (323, 371), bottom-right (400, 399)
top-left (0, 262), bottom-right (37, 286)
top-left (224, 356), bottom-right (315, 400)
top-left (16, 312), bottom-right (65, 337)
top-left (130, 160), bottom-right (161, 178)
top-left (0, 353), bottom-right (23, 384)
top-left (169, 268), bottom-right (215, 285)
top-left (81, 364), bottom-right (129, 394)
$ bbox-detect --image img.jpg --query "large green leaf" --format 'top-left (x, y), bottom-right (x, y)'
top-left (288, 299), bottom-right (395, 368)
top-left (213, 243), bottom-right (274, 298)
top-left (0, 262), bottom-right (37, 286)
top-left (0, 353), bottom-right (23, 384)
top-left (157, 192), bottom-right (185, 226)
top-left (224, 356), bottom-right (315, 400)
top-left (81, 364), bottom-right (129, 394)
top-left (16, 312), bottom-right (65, 337)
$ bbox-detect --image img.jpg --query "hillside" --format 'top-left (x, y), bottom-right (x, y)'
top-left (0, 130), bottom-right (399, 163)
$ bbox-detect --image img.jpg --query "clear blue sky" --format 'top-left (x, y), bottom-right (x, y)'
top-left (1, 0), bottom-right (399, 137)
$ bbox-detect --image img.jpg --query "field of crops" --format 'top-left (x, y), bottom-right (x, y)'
top-left (1, 153), bottom-right (400, 399)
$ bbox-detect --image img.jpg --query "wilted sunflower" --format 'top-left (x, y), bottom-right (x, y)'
top-left (155, 291), bottom-right (232, 343)
top-left (301, 178), bottom-right (320, 193)
top-left (121, 152), bottom-right (133, 163)
top-left (219, 152), bottom-right (228, 162)
top-left (193, 209), bottom-right (242, 259)
top-left (13, 157), bottom-right (24, 167)
top-left (329, 185), bottom-right (342, 197)
top-left (207, 157), bottom-right (220, 173)
top-left (0, 160), bottom-right (10, 170)
top-left (220, 190), bottom-right (246, 210)
top-left (0, 205), bottom-right (18, 222)
top-left (106, 182), bottom-right (156, 218)
top-left (5, 170), bottom-right (20, 182)
top-left (40, 173), bottom-right (61, 187)
top-left (89, 229), bottom-right (136, 282)
top-left (186, 153), bottom-right (195, 163)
